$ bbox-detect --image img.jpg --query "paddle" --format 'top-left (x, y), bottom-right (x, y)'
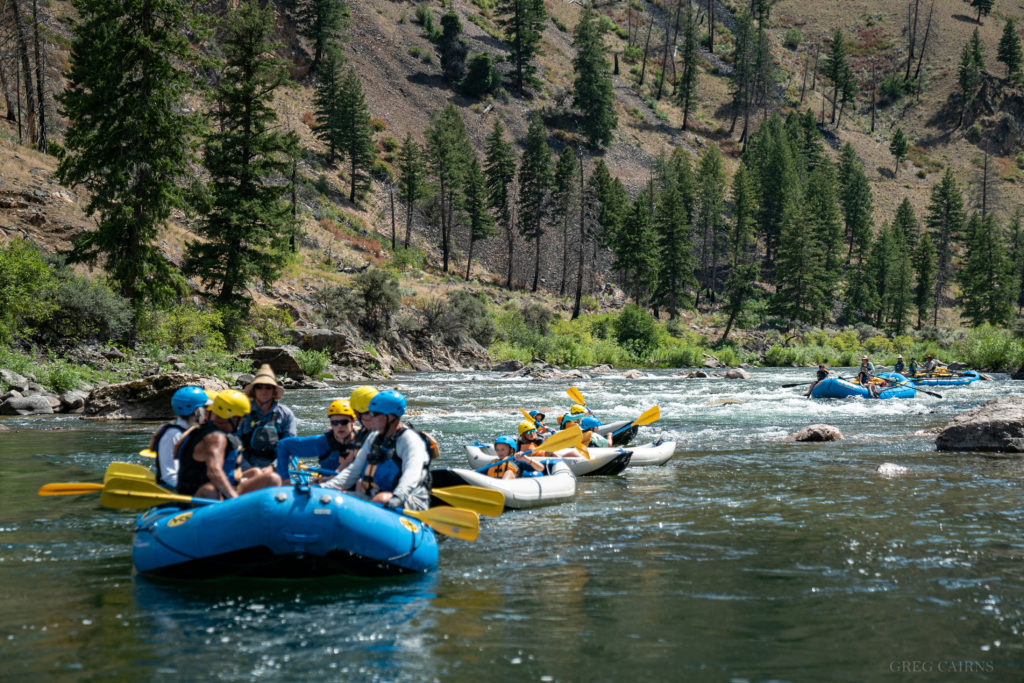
top-left (38, 482), bottom-right (104, 496)
top-left (566, 386), bottom-right (586, 406)
top-left (782, 381), bottom-right (811, 388)
top-left (474, 423), bottom-right (584, 473)
top-left (138, 449), bottom-right (156, 459)
top-left (519, 408), bottom-right (552, 434)
top-left (99, 477), bottom-right (482, 540)
top-left (292, 465), bottom-right (504, 517)
top-left (104, 462), bottom-right (155, 483)
top-left (611, 405), bottom-right (660, 436)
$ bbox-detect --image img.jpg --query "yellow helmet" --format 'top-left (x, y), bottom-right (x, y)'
top-left (570, 404), bottom-right (586, 415)
top-left (349, 385), bottom-right (379, 414)
top-left (210, 389), bottom-right (251, 419)
top-left (327, 399), bottom-right (356, 419)
top-left (518, 420), bottom-right (537, 436)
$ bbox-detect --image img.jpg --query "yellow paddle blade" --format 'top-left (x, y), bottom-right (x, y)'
top-left (520, 407), bottom-right (535, 423)
top-left (433, 485), bottom-right (505, 517)
top-left (38, 482), bottom-right (104, 496)
top-left (566, 386), bottom-right (586, 406)
top-left (403, 506), bottom-right (479, 541)
top-left (104, 462), bottom-right (155, 483)
top-left (100, 477), bottom-right (195, 510)
top-left (535, 423), bottom-right (583, 453)
top-left (633, 405), bottom-right (661, 427)
top-left (138, 449), bottom-right (157, 459)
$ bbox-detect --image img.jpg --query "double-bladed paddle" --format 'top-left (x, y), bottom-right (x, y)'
top-left (138, 449), bottom-right (156, 459)
top-left (99, 477), bottom-right (481, 540)
top-left (566, 386), bottom-right (586, 407)
top-left (38, 462), bottom-right (158, 496)
top-left (611, 405), bottom-right (661, 436)
top-left (474, 423), bottom-right (584, 473)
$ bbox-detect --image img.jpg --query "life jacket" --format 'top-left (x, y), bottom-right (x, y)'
top-left (320, 428), bottom-right (359, 471)
top-left (361, 424), bottom-right (437, 497)
top-left (149, 422), bottom-right (184, 487)
top-left (484, 458), bottom-right (520, 479)
top-left (242, 407), bottom-right (282, 468)
top-left (175, 422), bottom-right (243, 497)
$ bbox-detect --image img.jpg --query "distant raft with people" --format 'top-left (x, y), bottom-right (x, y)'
top-left (809, 372), bottom-right (918, 400)
top-left (907, 370), bottom-right (980, 387)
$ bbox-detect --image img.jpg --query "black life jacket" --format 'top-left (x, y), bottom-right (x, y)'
top-left (243, 409), bottom-right (281, 468)
top-left (320, 428), bottom-right (360, 471)
top-left (176, 422), bottom-right (243, 497)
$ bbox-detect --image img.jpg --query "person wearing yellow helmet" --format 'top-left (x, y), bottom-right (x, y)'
top-left (176, 389), bottom-right (281, 500)
top-left (274, 398), bottom-right (362, 480)
top-left (516, 419), bottom-right (545, 452)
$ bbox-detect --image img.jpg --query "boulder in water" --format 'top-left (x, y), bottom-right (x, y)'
top-left (0, 395), bottom-right (54, 415)
top-left (935, 396), bottom-right (1024, 453)
top-left (491, 360), bottom-right (523, 372)
top-left (724, 368), bottom-right (751, 380)
top-left (786, 424), bottom-right (843, 442)
top-left (84, 372), bottom-right (228, 420)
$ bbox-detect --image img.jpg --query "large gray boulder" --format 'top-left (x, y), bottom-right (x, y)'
top-left (245, 346), bottom-right (305, 378)
top-left (84, 372), bottom-right (228, 420)
top-left (491, 360), bottom-right (523, 372)
top-left (0, 369), bottom-right (30, 392)
top-left (724, 368), bottom-right (751, 380)
top-left (935, 396), bottom-right (1024, 453)
top-left (786, 424), bottom-right (843, 442)
top-left (0, 395), bottom-right (54, 415)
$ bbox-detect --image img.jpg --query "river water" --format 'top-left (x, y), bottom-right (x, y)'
top-left (2, 368), bottom-right (1023, 680)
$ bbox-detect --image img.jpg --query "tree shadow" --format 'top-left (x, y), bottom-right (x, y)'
top-left (951, 14), bottom-right (980, 25)
top-left (406, 72), bottom-right (449, 90)
top-left (876, 166), bottom-right (895, 179)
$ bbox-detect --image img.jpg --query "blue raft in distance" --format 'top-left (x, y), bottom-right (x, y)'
top-left (131, 485), bottom-right (438, 579)
top-left (810, 372), bottom-right (917, 400)
top-left (908, 370), bottom-right (980, 387)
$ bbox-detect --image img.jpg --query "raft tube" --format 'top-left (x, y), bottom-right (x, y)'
top-left (464, 443), bottom-right (632, 476)
top-left (431, 461), bottom-right (576, 510)
top-left (131, 485), bottom-right (438, 579)
top-left (810, 373), bottom-right (917, 400)
top-left (907, 370), bottom-right (980, 387)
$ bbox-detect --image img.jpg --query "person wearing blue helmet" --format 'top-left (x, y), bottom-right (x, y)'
top-left (321, 389), bottom-right (430, 511)
top-left (579, 416), bottom-right (611, 447)
top-left (484, 434), bottom-right (546, 479)
top-left (148, 386), bottom-right (212, 488)
top-left (527, 410), bottom-right (552, 436)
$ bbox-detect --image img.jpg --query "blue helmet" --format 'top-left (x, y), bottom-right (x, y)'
top-left (494, 435), bottom-right (517, 450)
top-left (367, 389), bottom-right (406, 417)
top-left (172, 385), bottom-right (212, 417)
top-left (580, 416), bottom-right (601, 431)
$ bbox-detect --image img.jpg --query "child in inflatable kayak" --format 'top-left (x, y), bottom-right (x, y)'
top-left (483, 435), bottom-right (548, 480)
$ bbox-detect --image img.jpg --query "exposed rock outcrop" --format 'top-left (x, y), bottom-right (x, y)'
top-left (935, 396), bottom-right (1024, 453)
top-left (786, 424), bottom-right (843, 442)
top-left (84, 372), bottom-right (228, 420)
top-left (0, 395), bottom-right (54, 415)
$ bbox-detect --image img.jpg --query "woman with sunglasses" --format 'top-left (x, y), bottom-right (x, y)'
top-left (238, 364), bottom-right (297, 470)
top-left (275, 399), bottom-right (361, 481)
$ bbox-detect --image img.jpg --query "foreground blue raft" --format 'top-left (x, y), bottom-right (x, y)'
top-left (810, 373), bottom-right (917, 400)
top-left (132, 485), bottom-right (438, 578)
top-left (908, 370), bottom-right (980, 387)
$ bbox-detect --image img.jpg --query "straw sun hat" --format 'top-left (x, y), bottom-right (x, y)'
top-left (244, 364), bottom-right (285, 400)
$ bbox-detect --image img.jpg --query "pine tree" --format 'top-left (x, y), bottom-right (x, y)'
top-left (572, 6), bottom-right (617, 147)
top-left (719, 163), bottom-right (759, 343)
top-left (745, 114), bottom-right (799, 268)
top-left (892, 197), bottom-right (920, 250)
top-left (463, 155), bottom-right (495, 281)
top-left (837, 143), bottom-right (874, 265)
top-left (822, 28), bottom-right (849, 123)
top-left (728, 9), bottom-right (753, 136)
top-left (884, 230), bottom-right (914, 333)
top-left (184, 1), bottom-right (299, 341)
top-left (913, 231), bottom-right (936, 328)
top-left (398, 132), bottom-right (426, 248)
top-left (439, 9), bottom-right (467, 83)
top-left (426, 103), bottom-right (472, 273)
top-left (960, 213), bottom-right (1014, 325)
top-left (312, 48), bottom-right (344, 164)
top-left (971, 0), bottom-right (994, 25)
top-left (551, 148), bottom-right (579, 296)
top-left (773, 192), bottom-right (827, 324)
top-left (337, 68), bottom-right (376, 202)
top-left (695, 143), bottom-right (727, 308)
top-left (959, 28), bottom-right (986, 126)
top-left (651, 172), bottom-right (698, 316)
top-left (517, 113), bottom-right (553, 292)
top-left (57, 0), bottom-right (205, 310)
top-left (805, 162), bottom-right (844, 325)
top-left (926, 168), bottom-right (966, 325)
top-left (484, 119), bottom-right (517, 289)
top-left (675, 1), bottom-right (699, 130)
top-left (890, 128), bottom-right (908, 177)
top-left (1008, 209), bottom-right (1024, 315)
top-left (298, 0), bottom-right (349, 78)
top-left (499, 0), bottom-right (545, 92)
top-left (613, 188), bottom-right (660, 305)
top-left (997, 17), bottom-right (1022, 80)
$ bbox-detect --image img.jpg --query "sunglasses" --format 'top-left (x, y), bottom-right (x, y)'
top-left (365, 411), bottom-right (384, 418)
top-left (329, 418), bottom-right (351, 427)
top-left (254, 384), bottom-right (275, 391)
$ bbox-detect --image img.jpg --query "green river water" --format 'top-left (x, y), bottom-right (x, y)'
top-left (1, 368), bottom-right (1022, 681)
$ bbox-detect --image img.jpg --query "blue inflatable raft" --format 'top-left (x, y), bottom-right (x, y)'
top-left (810, 373), bottom-right (917, 400)
top-left (131, 485), bottom-right (438, 578)
top-left (908, 370), bottom-right (980, 387)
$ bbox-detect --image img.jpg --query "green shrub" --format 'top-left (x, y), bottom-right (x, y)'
top-left (863, 335), bottom-right (895, 354)
top-left (295, 349), bottom-right (330, 378)
top-left (34, 267), bottom-right (132, 347)
top-left (318, 267), bottom-right (401, 338)
top-left (408, 45), bottom-right (424, 59)
top-left (462, 53), bottom-right (500, 97)
top-left (622, 45), bottom-right (642, 63)
top-left (783, 27), bottom-right (802, 49)
top-left (765, 344), bottom-right (804, 366)
top-left (415, 3), bottom-right (433, 29)
top-left (958, 324), bottom-right (1024, 371)
top-left (0, 239), bottom-right (56, 343)
top-left (442, 290), bottom-right (497, 346)
top-left (40, 358), bottom-right (84, 393)
top-left (522, 302), bottom-right (553, 334)
top-left (878, 73), bottom-right (906, 103)
top-left (138, 303), bottom-right (226, 352)
top-left (581, 295), bottom-right (599, 312)
top-left (245, 305), bottom-right (292, 347)
top-left (381, 136), bottom-right (399, 153)
top-left (390, 246), bottom-right (427, 270)
top-left (615, 304), bottom-right (657, 357)
top-left (716, 347), bottom-right (739, 367)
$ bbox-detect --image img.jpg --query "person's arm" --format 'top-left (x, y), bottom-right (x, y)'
top-left (157, 428), bottom-right (182, 486)
top-left (514, 451), bottom-right (545, 472)
top-left (278, 405), bottom-right (298, 438)
top-left (275, 434), bottom-right (330, 479)
top-left (321, 436), bottom-right (372, 491)
top-left (380, 431), bottom-right (429, 508)
top-left (193, 433), bottom-right (237, 499)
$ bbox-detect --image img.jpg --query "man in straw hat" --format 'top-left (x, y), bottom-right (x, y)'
top-left (238, 364), bottom-right (297, 469)
top-left (894, 354), bottom-right (906, 374)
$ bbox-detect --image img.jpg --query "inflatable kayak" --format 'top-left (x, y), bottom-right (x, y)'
top-left (605, 439), bottom-right (676, 467)
top-left (464, 443), bottom-right (631, 476)
top-left (131, 485), bottom-right (438, 578)
top-left (908, 370), bottom-right (980, 386)
top-left (810, 373), bottom-right (916, 400)
top-left (594, 420), bottom-right (639, 446)
top-left (431, 461), bottom-right (576, 510)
